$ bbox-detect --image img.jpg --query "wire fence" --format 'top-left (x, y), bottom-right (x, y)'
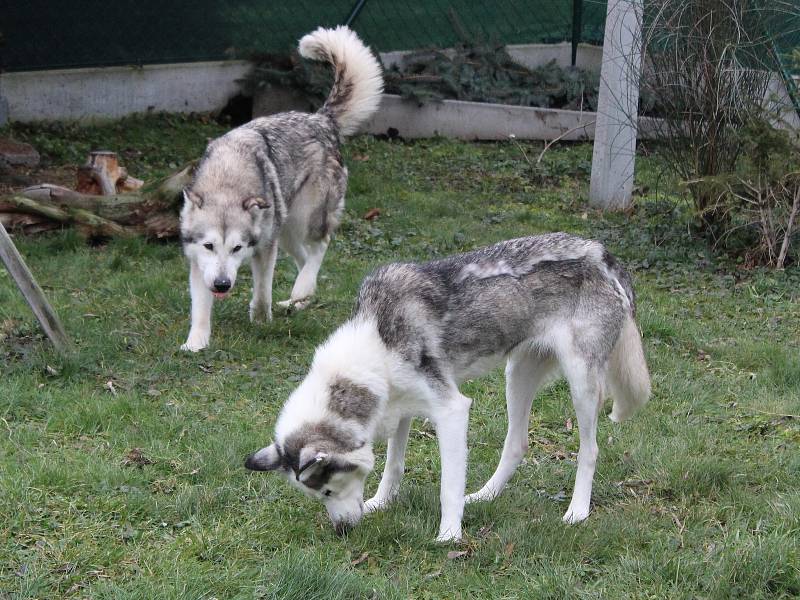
top-left (0, 1), bottom-right (607, 72)
top-left (1, 1), bottom-right (796, 112)
top-left (762, 0), bottom-right (800, 75)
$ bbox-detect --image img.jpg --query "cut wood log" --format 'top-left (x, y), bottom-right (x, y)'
top-left (0, 161), bottom-right (196, 239)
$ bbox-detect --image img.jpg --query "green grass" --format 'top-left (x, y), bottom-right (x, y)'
top-left (2, 115), bottom-right (799, 599)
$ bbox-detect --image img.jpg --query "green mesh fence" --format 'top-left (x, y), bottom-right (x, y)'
top-left (764, 0), bottom-right (800, 76)
top-left (751, 0), bottom-right (800, 115)
top-left (0, 1), bottom-right (608, 72)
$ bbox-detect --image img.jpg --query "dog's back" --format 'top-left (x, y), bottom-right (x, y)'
top-left (355, 233), bottom-right (650, 409)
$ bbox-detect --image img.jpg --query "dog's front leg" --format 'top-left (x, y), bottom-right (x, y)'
top-left (432, 393), bottom-right (472, 543)
top-left (365, 416), bottom-right (412, 513)
top-left (250, 240), bottom-right (278, 323)
top-left (181, 260), bottom-right (213, 352)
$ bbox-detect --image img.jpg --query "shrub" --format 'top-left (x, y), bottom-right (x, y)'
top-left (700, 119), bottom-right (800, 268)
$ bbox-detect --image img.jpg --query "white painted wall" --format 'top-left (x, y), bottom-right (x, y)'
top-left (506, 42), bottom-right (603, 71)
top-left (363, 94), bottom-right (597, 140)
top-left (0, 61), bottom-right (250, 123)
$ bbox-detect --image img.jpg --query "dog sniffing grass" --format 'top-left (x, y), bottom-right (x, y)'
top-left (1, 115), bottom-right (799, 598)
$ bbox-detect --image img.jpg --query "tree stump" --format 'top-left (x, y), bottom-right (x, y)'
top-left (75, 151), bottom-right (144, 196)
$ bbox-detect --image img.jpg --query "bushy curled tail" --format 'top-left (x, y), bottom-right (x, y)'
top-left (608, 315), bottom-right (651, 422)
top-left (298, 26), bottom-right (384, 136)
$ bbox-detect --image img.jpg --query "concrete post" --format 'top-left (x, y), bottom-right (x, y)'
top-left (589, 0), bottom-right (643, 210)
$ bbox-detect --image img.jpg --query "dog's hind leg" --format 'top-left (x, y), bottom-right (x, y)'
top-left (250, 240), bottom-right (278, 323)
top-left (466, 350), bottom-right (558, 504)
top-left (432, 390), bottom-right (472, 542)
top-left (279, 238), bottom-right (329, 310)
top-left (181, 259), bottom-right (214, 352)
top-left (365, 416), bottom-right (412, 514)
top-left (559, 351), bottom-right (603, 524)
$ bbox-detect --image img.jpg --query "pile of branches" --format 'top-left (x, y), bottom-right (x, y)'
top-left (383, 45), bottom-right (600, 111)
top-left (242, 42), bottom-right (601, 112)
top-left (241, 51), bottom-right (333, 111)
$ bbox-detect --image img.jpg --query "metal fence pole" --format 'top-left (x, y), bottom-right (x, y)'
top-left (572, 0), bottom-right (584, 67)
top-left (345, 0), bottom-right (369, 27)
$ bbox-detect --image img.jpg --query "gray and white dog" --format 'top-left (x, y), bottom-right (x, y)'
top-left (179, 26), bottom-right (383, 351)
top-left (245, 233), bottom-right (651, 542)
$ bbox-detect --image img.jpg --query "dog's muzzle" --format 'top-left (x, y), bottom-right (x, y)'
top-left (213, 277), bottom-right (231, 296)
top-left (330, 501), bottom-right (365, 536)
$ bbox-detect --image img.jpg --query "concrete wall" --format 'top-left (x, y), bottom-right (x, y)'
top-left (359, 94), bottom-right (661, 141)
top-left (0, 43), bottom-right (604, 125)
top-left (0, 61), bottom-right (250, 123)
top-left (767, 73), bottom-right (800, 132)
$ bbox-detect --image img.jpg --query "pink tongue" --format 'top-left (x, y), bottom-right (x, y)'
top-left (213, 291), bottom-right (229, 299)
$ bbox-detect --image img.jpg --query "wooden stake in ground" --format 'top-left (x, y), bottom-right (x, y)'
top-left (0, 221), bottom-right (72, 354)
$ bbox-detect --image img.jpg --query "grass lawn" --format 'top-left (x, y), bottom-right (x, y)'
top-left (1, 114), bottom-right (799, 599)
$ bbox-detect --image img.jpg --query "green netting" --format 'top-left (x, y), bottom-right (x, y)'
top-left (0, 1), bottom-right (608, 72)
top-left (756, 0), bottom-right (800, 115)
top-left (764, 0), bottom-right (800, 75)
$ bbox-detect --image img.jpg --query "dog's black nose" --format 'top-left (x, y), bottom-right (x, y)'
top-left (213, 277), bottom-right (231, 293)
top-left (244, 453), bottom-right (261, 471)
top-left (333, 521), bottom-right (353, 537)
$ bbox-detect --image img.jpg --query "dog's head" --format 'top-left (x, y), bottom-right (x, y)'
top-left (245, 420), bottom-right (375, 535)
top-left (180, 188), bottom-right (273, 298)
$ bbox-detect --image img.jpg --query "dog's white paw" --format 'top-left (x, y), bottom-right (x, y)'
top-left (277, 298), bottom-right (311, 311)
top-left (464, 487), bottom-right (497, 504)
top-left (562, 504), bottom-right (591, 524)
top-left (249, 302), bottom-right (272, 323)
top-left (181, 331), bottom-right (209, 352)
top-left (364, 496), bottom-right (390, 514)
top-left (435, 527), bottom-right (462, 544)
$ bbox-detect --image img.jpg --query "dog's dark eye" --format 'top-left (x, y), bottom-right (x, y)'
top-left (324, 489), bottom-right (333, 497)
top-left (232, 245), bottom-right (242, 253)
top-left (203, 243), bottom-right (214, 251)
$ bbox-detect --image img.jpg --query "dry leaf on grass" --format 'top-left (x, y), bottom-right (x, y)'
top-left (122, 448), bottom-right (153, 468)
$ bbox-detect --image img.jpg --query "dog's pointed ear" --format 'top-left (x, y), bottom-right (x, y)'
top-left (244, 443), bottom-right (282, 471)
top-left (183, 188), bottom-right (203, 209)
top-left (242, 196), bottom-right (271, 211)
